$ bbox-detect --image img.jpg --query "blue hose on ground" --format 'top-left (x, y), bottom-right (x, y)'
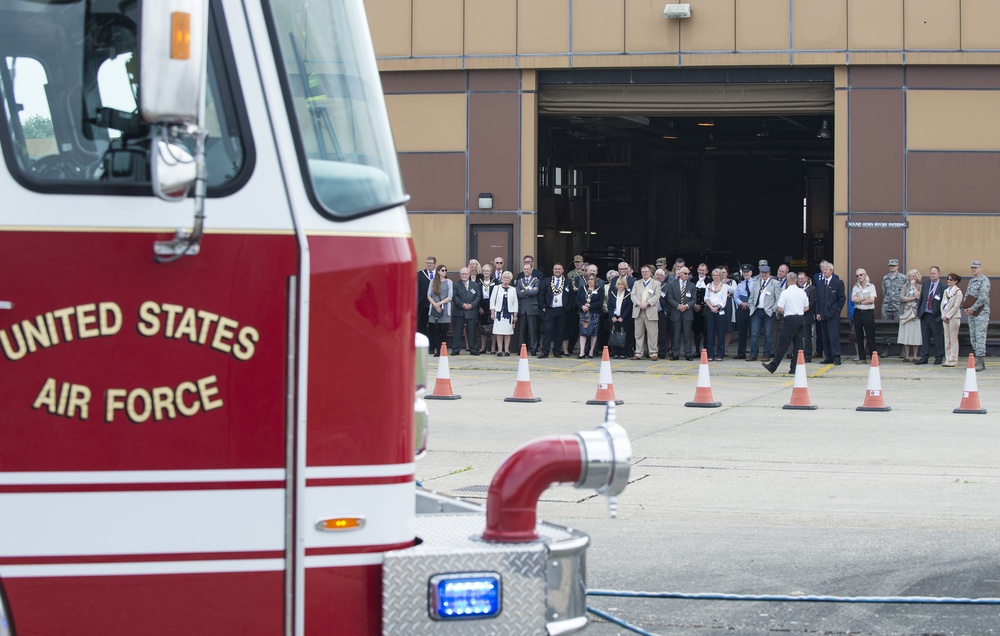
top-left (588, 589), bottom-right (1000, 605)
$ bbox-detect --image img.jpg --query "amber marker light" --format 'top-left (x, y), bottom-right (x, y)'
top-left (315, 517), bottom-right (366, 532)
top-left (170, 12), bottom-right (192, 60)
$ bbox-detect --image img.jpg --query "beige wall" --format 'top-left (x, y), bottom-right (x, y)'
top-left (410, 214), bottom-right (467, 272)
top-left (906, 216), bottom-right (1000, 276)
top-left (907, 91), bottom-right (1000, 151)
top-left (369, 0), bottom-right (1000, 69)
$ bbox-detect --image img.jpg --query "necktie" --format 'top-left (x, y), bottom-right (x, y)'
top-left (465, 281), bottom-right (469, 291)
top-left (927, 283), bottom-right (935, 311)
top-left (680, 282), bottom-right (685, 295)
top-left (429, 271), bottom-right (434, 280)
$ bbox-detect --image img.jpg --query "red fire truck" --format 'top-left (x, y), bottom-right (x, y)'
top-left (0, 0), bottom-right (630, 634)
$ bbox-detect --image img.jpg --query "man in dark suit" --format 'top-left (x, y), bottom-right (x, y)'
top-left (798, 271), bottom-right (819, 363)
top-left (538, 263), bottom-right (573, 358)
top-left (816, 260), bottom-right (846, 365)
top-left (417, 256), bottom-right (436, 347)
top-left (665, 266), bottom-right (695, 360)
top-left (916, 265), bottom-right (945, 365)
top-left (616, 261), bottom-right (636, 356)
top-left (516, 254), bottom-right (542, 282)
top-left (451, 267), bottom-right (481, 355)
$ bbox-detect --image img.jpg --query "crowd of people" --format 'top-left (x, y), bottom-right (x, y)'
top-left (417, 254), bottom-right (991, 373)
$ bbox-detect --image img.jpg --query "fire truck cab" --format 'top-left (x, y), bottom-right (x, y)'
top-left (0, 0), bottom-right (630, 634)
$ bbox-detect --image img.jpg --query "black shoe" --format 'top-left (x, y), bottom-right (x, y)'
top-left (504, 352), bottom-right (510, 357)
top-left (933, 359), bottom-right (943, 365)
top-left (433, 352), bottom-right (440, 357)
top-left (915, 358), bottom-right (929, 365)
top-left (670, 356), bottom-right (679, 361)
top-left (762, 362), bottom-right (776, 374)
top-left (821, 358), bottom-right (834, 364)
top-left (734, 354), bottom-right (746, 360)
top-left (746, 356), bottom-right (757, 362)
top-left (470, 351), bottom-right (480, 356)
top-left (538, 352), bottom-right (548, 359)
top-left (497, 352), bottom-right (502, 357)
top-left (553, 352), bottom-right (563, 358)
top-left (787, 368), bottom-right (796, 375)
top-left (804, 357), bottom-right (812, 363)
top-left (451, 350), bottom-right (459, 356)
top-left (833, 358), bottom-right (842, 365)
top-left (685, 356), bottom-right (694, 361)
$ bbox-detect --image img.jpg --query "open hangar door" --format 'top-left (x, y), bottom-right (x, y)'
top-left (536, 72), bottom-right (835, 275)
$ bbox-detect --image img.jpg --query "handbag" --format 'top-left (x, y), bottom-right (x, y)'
top-left (898, 303), bottom-right (916, 324)
top-left (608, 326), bottom-right (626, 349)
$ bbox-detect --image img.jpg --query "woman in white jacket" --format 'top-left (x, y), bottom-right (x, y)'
top-left (490, 270), bottom-right (519, 356)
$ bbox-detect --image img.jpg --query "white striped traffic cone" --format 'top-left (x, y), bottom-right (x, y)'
top-left (505, 344), bottom-right (541, 403)
top-left (587, 347), bottom-right (624, 405)
top-left (425, 343), bottom-right (461, 400)
top-left (857, 351), bottom-right (890, 411)
top-left (685, 349), bottom-right (721, 408)
top-left (783, 350), bottom-right (818, 410)
top-left (954, 353), bottom-right (987, 414)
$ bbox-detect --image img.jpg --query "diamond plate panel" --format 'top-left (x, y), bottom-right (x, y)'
top-left (383, 513), bottom-right (580, 635)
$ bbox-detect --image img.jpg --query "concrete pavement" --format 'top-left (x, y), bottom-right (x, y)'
top-left (418, 350), bottom-right (1000, 635)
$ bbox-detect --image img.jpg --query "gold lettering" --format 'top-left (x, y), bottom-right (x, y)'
top-left (176, 382), bottom-right (200, 417)
top-left (126, 388), bottom-right (152, 423)
top-left (56, 381), bottom-right (70, 415)
top-left (173, 307), bottom-right (199, 342)
top-left (152, 386), bottom-right (176, 421)
top-left (105, 389), bottom-right (127, 422)
top-left (67, 384), bottom-right (91, 420)
top-left (52, 307), bottom-right (75, 343)
top-left (76, 303), bottom-right (99, 338)
top-left (137, 301), bottom-right (161, 337)
top-left (0, 324), bottom-right (27, 361)
top-left (195, 310), bottom-right (220, 345)
top-left (32, 378), bottom-right (58, 413)
top-left (99, 302), bottom-right (122, 336)
top-left (22, 315), bottom-right (51, 353)
top-left (197, 375), bottom-right (223, 411)
top-left (232, 326), bottom-right (258, 361)
top-left (44, 312), bottom-right (60, 346)
top-left (161, 303), bottom-right (183, 338)
top-left (211, 317), bottom-right (237, 354)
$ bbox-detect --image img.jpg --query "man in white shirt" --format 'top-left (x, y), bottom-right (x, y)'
top-left (763, 272), bottom-right (810, 375)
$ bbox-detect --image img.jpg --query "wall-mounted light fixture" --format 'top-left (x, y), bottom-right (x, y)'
top-left (662, 122), bottom-right (678, 139)
top-left (663, 3), bottom-right (691, 19)
top-left (697, 117), bottom-right (714, 127)
top-left (478, 193), bottom-right (493, 209)
top-left (816, 120), bottom-right (831, 140)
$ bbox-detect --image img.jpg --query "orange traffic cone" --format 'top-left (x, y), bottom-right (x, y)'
top-left (588, 346), bottom-right (624, 405)
top-left (783, 350), bottom-right (818, 410)
top-left (954, 353), bottom-right (987, 414)
top-left (505, 344), bottom-right (541, 403)
top-left (685, 349), bottom-right (721, 408)
top-left (426, 343), bottom-right (461, 400)
top-left (857, 351), bottom-right (890, 411)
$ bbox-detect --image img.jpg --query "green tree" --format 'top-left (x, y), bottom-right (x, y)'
top-left (22, 114), bottom-right (54, 139)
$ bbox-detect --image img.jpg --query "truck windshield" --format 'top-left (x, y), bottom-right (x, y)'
top-left (0, 0), bottom-right (249, 193)
top-left (264, 0), bottom-right (405, 219)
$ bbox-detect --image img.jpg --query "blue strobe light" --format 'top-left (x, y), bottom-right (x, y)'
top-left (429, 572), bottom-right (502, 620)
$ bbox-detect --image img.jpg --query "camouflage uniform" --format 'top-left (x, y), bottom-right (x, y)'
top-left (966, 271), bottom-right (991, 359)
top-left (881, 271), bottom-right (905, 321)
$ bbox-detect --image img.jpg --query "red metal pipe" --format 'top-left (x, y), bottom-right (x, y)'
top-left (481, 435), bottom-right (583, 543)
